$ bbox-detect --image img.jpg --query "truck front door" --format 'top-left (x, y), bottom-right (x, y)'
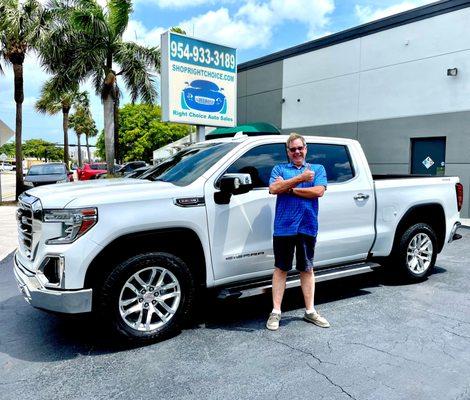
top-left (204, 143), bottom-right (288, 283)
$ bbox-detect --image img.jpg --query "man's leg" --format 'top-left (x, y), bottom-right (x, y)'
top-left (267, 236), bottom-right (294, 331)
top-left (272, 267), bottom-right (288, 311)
top-left (299, 270), bottom-right (315, 311)
top-left (297, 234), bottom-right (330, 328)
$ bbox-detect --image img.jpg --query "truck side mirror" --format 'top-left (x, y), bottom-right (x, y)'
top-left (214, 173), bottom-right (253, 204)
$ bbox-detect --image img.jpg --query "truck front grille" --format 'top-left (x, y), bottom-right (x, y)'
top-left (17, 194), bottom-right (41, 260)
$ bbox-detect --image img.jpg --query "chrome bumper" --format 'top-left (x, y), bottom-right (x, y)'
top-left (448, 222), bottom-right (463, 243)
top-left (13, 253), bottom-right (92, 314)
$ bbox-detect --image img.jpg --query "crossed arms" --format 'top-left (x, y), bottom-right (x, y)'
top-left (269, 167), bottom-right (325, 199)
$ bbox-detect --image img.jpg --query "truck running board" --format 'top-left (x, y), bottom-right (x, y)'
top-left (216, 262), bottom-right (381, 300)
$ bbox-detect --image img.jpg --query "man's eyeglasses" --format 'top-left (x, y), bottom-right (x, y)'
top-left (288, 146), bottom-right (305, 153)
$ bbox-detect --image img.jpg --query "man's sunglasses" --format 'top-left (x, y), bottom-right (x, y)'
top-left (288, 146), bottom-right (305, 153)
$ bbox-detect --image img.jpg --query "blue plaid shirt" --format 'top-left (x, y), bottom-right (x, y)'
top-left (269, 162), bottom-right (327, 237)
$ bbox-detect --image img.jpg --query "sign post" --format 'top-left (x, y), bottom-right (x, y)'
top-left (160, 31), bottom-right (237, 141)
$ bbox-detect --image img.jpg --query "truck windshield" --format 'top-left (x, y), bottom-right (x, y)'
top-left (140, 142), bottom-right (237, 186)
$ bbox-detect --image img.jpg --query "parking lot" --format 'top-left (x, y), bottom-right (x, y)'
top-left (0, 211), bottom-right (469, 400)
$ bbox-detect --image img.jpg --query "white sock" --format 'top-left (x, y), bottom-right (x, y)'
top-left (306, 308), bottom-right (316, 314)
top-left (271, 308), bottom-right (281, 315)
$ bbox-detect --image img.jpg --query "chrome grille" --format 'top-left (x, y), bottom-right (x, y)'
top-left (17, 194), bottom-right (41, 260)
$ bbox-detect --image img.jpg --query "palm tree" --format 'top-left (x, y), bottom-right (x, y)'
top-left (0, 0), bottom-right (47, 199)
top-left (35, 80), bottom-right (80, 167)
top-left (69, 92), bottom-right (97, 166)
top-left (44, 0), bottom-right (160, 173)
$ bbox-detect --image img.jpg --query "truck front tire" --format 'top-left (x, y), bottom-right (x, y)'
top-left (97, 252), bottom-right (195, 344)
top-left (393, 223), bottom-right (437, 281)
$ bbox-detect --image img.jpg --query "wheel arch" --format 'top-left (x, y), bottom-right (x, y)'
top-left (84, 228), bottom-right (207, 294)
top-left (393, 203), bottom-right (446, 253)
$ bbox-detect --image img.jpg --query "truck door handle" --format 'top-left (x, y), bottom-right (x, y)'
top-left (354, 193), bottom-right (369, 200)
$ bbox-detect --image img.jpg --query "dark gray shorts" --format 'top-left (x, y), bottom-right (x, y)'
top-left (273, 233), bottom-right (316, 272)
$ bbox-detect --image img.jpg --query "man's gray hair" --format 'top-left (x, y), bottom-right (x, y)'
top-left (286, 133), bottom-right (306, 148)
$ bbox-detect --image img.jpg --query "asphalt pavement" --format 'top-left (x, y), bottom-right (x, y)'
top-left (1, 226), bottom-right (470, 400)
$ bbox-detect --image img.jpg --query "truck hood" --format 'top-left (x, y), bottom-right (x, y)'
top-left (26, 178), bottom-right (182, 208)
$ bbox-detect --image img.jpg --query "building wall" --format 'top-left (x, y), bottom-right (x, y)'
top-left (237, 6), bottom-right (470, 217)
top-left (281, 111), bottom-right (470, 217)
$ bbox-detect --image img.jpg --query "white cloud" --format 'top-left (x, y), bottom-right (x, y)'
top-left (355, 1), bottom-right (433, 23)
top-left (123, 20), bottom-right (165, 47)
top-left (180, 7), bottom-right (272, 49)
top-left (179, 0), bottom-right (334, 49)
top-left (133, 0), bottom-right (234, 8)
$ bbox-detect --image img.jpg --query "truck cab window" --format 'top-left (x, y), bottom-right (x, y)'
top-left (306, 144), bottom-right (354, 183)
top-left (225, 144), bottom-right (288, 188)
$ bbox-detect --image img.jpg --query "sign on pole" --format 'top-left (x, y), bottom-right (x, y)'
top-left (161, 31), bottom-right (237, 128)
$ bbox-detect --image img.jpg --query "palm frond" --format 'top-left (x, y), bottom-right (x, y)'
top-left (107, 0), bottom-right (132, 40)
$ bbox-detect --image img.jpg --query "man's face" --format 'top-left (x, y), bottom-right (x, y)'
top-left (287, 138), bottom-right (307, 167)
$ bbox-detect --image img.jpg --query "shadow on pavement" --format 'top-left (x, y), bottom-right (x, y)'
top-left (0, 265), bottom-right (447, 362)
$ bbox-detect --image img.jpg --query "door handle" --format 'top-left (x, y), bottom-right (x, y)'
top-left (354, 193), bottom-right (369, 201)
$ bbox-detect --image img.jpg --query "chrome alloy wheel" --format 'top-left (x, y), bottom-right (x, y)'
top-left (406, 232), bottom-right (433, 274)
top-left (119, 267), bottom-right (181, 332)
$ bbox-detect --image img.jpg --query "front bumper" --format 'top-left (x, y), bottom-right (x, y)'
top-left (13, 252), bottom-right (92, 314)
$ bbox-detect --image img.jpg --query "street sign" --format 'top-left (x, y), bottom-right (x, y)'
top-left (161, 31), bottom-right (237, 128)
top-left (0, 153), bottom-right (7, 162)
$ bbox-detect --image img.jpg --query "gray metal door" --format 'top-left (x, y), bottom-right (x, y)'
top-left (411, 137), bottom-right (446, 175)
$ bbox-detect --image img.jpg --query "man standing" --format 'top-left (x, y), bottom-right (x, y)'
top-left (266, 133), bottom-right (329, 331)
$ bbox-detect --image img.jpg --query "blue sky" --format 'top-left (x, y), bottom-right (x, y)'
top-left (0, 0), bottom-right (434, 146)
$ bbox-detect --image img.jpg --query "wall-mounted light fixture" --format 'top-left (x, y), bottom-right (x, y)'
top-left (447, 68), bottom-right (458, 77)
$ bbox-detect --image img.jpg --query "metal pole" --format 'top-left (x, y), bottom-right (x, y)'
top-left (196, 126), bottom-right (205, 142)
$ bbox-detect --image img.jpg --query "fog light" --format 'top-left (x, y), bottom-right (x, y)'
top-left (40, 256), bottom-right (65, 286)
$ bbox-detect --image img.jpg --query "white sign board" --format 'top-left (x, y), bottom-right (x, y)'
top-left (161, 31), bottom-right (237, 127)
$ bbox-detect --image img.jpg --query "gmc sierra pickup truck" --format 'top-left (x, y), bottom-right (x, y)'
top-left (14, 134), bottom-right (463, 343)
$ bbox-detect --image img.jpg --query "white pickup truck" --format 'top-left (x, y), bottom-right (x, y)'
top-left (14, 134), bottom-right (464, 343)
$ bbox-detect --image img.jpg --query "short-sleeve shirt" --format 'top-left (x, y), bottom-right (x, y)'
top-left (269, 162), bottom-right (327, 237)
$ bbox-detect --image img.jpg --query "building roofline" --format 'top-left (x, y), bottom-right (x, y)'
top-left (238, 0), bottom-right (470, 72)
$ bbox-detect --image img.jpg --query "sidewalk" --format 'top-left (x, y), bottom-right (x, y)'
top-left (0, 206), bottom-right (18, 261)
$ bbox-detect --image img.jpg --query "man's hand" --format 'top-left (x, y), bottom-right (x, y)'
top-left (300, 166), bottom-right (315, 182)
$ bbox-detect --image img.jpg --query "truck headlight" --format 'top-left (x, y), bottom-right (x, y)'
top-left (43, 208), bottom-right (98, 244)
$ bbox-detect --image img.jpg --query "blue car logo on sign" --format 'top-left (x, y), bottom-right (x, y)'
top-left (181, 80), bottom-right (227, 114)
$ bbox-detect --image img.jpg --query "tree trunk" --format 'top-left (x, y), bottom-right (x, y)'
top-left (85, 134), bottom-right (91, 162)
top-left (77, 134), bottom-right (82, 167)
top-left (103, 95), bottom-right (115, 173)
top-left (13, 63), bottom-right (24, 200)
top-left (62, 108), bottom-right (70, 168)
top-left (114, 97), bottom-right (120, 164)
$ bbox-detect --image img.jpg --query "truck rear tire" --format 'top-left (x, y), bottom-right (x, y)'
top-left (97, 252), bottom-right (195, 344)
top-left (392, 223), bottom-right (437, 281)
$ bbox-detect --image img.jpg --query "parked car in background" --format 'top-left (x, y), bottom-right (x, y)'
top-left (77, 163), bottom-right (107, 180)
top-left (0, 162), bottom-right (14, 171)
top-left (116, 161), bottom-right (147, 176)
top-left (124, 165), bottom-right (151, 179)
top-left (24, 163), bottom-right (72, 187)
